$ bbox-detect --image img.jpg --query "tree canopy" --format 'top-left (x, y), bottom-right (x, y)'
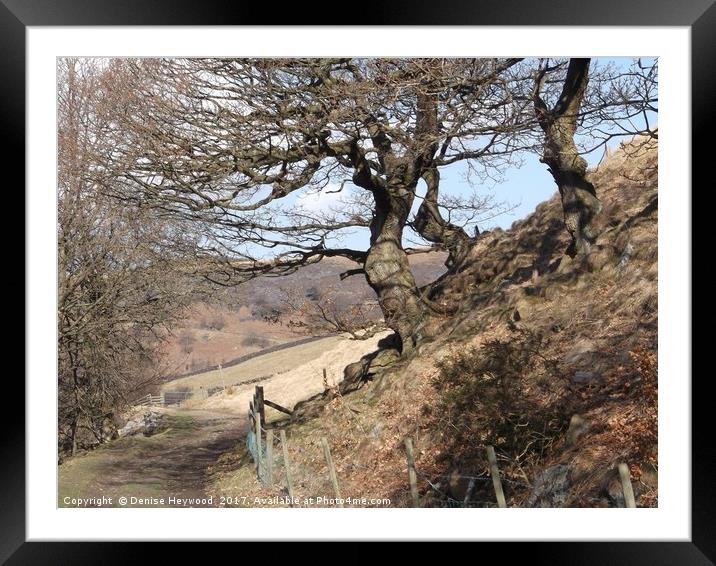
top-left (84, 57), bottom-right (657, 354)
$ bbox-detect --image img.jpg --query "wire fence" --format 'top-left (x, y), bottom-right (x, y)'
top-left (248, 423), bottom-right (348, 505)
top-left (247, 419), bottom-right (507, 508)
top-left (415, 470), bottom-right (508, 508)
top-left (134, 379), bottom-right (258, 409)
top-left (246, 384), bottom-right (639, 509)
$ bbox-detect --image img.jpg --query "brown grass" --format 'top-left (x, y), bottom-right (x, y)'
top-left (182, 332), bottom-right (390, 416)
top-left (162, 335), bottom-right (348, 395)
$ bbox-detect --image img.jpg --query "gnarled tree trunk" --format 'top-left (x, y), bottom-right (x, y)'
top-left (364, 184), bottom-right (425, 355)
top-left (535, 58), bottom-right (602, 258)
top-left (414, 166), bottom-right (474, 269)
top-left (412, 90), bottom-right (475, 269)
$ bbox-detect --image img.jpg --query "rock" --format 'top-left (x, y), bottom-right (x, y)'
top-left (339, 345), bottom-right (400, 394)
top-left (616, 243), bottom-right (635, 272)
top-left (118, 410), bottom-right (164, 438)
top-left (339, 357), bottom-right (372, 394)
top-left (572, 371), bottom-right (601, 385)
top-left (369, 423), bottom-right (383, 439)
top-left (101, 423), bottom-right (119, 442)
top-left (118, 419), bottom-right (144, 437)
top-left (111, 412), bottom-right (127, 429)
top-left (447, 470), bottom-right (472, 501)
top-left (563, 339), bottom-right (597, 365)
top-left (526, 464), bottom-right (572, 507)
top-left (368, 347), bottom-right (400, 372)
top-left (565, 414), bottom-right (589, 446)
top-left (143, 410), bottom-right (164, 436)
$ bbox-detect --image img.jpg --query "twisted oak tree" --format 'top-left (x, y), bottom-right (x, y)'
top-left (98, 57), bottom-right (656, 354)
top-left (101, 58), bottom-right (532, 353)
top-left (532, 57), bottom-right (658, 258)
top-left (533, 58), bottom-right (601, 257)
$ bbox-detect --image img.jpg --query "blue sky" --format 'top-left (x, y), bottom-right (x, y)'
top-left (303, 150), bottom-right (594, 253)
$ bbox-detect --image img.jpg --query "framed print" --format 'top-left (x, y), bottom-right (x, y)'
top-left (9, 0), bottom-right (706, 561)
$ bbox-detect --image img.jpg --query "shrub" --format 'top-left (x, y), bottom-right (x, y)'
top-left (431, 327), bottom-right (566, 475)
top-left (178, 330), bottom-right (196, 354)
top-left (200, 313), bottom-right (226, 330)
top-left (305, 286), bottom-right (321, 301)
top-left (241, 334), bottom-right (271, 349)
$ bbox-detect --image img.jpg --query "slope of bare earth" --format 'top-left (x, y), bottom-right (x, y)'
top-left (209, 138), bottom-right (659, 508)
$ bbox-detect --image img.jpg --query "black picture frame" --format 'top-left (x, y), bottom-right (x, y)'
top-left (7, 0), bottom-right (704, 561)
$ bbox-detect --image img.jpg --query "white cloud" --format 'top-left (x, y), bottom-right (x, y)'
top-left (296, 184), bottom-right (351, 213)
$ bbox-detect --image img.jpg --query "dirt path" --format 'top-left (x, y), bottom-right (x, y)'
top-left (58, 409), bottom-right (247, 507)
top-left (59, 335), bottom-right (386, 508)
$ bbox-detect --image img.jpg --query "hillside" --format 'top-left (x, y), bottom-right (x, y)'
top-left (162, 334), bottom-right (385, 397)
top-left (161, 254), bottom-right (446, 376)
top-left (208, 138), bottom-right (659, 508)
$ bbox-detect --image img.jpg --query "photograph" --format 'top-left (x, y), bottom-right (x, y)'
top-left (56, 55), bottom-right (660, 510)
top-left (6, 1), bottom-right (705, 554)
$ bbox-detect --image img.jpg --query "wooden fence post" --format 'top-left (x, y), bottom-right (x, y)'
top-left (280, 430), bottom-right (295, 503)
top-left (265, 430), bottom-right (274, 485)
top-left (320, 437), bottom-right (343, 507)
top-left (618, 463), bottom-right (636, 508)
top-left (486, 445), bottom-right (507, 508)
top-left (404, 437), bottom-right (420, 508)
top-left (463, 478), bottom-right (476, 506)
top-left (255, 404), bottom-right (263, 480)
top-left (256, 386), bottom-right (265, 429)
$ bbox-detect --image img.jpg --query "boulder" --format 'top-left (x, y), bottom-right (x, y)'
top-left (572, 371), bottom-right (602, 385)
top-left (616, 242), bottom-right (635, 272)
top-left (565, 414), bottom-right (589, 446)
top-left (117, 410), bottom-right (165, 438)
top-left (118, 419), bottom-right (144, 437)
top-left (526, 464), bottom-right (572, 507)
top-left (339, 344), bottom-right (400, 394)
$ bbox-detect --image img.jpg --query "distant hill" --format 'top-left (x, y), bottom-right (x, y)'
top-left (162, 252), bottom-right (447, 376)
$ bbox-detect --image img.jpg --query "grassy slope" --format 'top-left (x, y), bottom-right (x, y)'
top-left (162, 335), bottom-right (345, 394)
top-left (209, 139), bottom-right (659, 508)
